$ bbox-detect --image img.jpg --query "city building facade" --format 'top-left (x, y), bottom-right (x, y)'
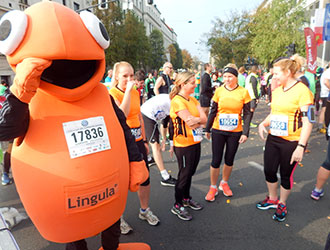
top-left (0, 0), bottom-right (177, 84)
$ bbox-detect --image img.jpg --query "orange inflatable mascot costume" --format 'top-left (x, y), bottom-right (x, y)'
top-left (0, 1), bottom-right (150, 249)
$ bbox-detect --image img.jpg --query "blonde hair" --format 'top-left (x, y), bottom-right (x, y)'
top-left (224, 63), bottom-right (238, 70)
top-left (238, 66), bottom-right (245, 74)
top-left (169, 71), bottom-right (194, 100)
top-left (291, 54), bottom-right (306, 72)
top-left (110, 61), bottom-right (133, 88)
top-left (274, 55), bottom-right (303, 76)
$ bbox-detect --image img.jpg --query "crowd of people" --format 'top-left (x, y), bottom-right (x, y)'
top-left (1, 55), bottom-right (329, 243)
top-left (95, 56), bottom-right (328, 226)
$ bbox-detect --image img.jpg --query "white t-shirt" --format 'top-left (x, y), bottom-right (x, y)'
top-left (140, 94), bottom-right (170, 121)
top-left (320, 68), bottom-right (330, 98)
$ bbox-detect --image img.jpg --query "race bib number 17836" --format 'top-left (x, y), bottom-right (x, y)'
top-left (63, 116), bottom-right (111, 159)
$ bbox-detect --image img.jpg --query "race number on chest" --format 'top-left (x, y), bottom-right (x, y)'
top-left (63, 116), bottom-right (111, 159)
top-left (219, 114), bottom-right (238, 131)
top-left (270, 115), bottom-right (288, 136)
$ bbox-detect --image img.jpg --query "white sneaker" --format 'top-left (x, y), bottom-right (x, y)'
top-left (120, 217), bottom-right (133, 235)
top-left (138, 208), bottom-right (160, 226)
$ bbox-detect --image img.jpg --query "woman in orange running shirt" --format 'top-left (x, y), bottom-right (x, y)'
top-left (169, 72), bottom-right (207, 221)
top-left (257, 56), bottom-right (313, 222)
top-left (109, 62), bottom-right (160, 233)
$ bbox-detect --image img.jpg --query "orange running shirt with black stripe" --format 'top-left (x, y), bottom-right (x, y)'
top-left (212, 85), bottom-right (251, 132)
top-left (170, 95), bottom-right (201, 147)
top-left (109, 86), bottom-right (142, 141)
top-left (270, 82), bottom-right (314, 141)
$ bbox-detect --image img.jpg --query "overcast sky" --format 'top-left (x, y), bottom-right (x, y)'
top-left (154, 0), bottom-right (264, 63)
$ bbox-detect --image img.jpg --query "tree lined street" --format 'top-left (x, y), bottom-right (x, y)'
top-left (1, 101), bottom-right (329, 250)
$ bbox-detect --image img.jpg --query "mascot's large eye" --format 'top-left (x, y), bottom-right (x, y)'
top-left (0, 10), bottom-right (27, 55)
top-left (80, 11), bottom-right (110, 49)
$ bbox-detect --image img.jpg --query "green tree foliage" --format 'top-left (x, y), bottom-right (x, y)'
top-left (149, 29), bottom-right (165, 70)
top-left (168, 44), bottom-right (177, 65)
top-left (250, 0), bottom-right (306, 65)
top-left (207, 10), bottom-right (251, 68)
top-left (172, 42), bottom-right (183, 69)
top-left (122, 11), bottom-right (151, 69)
top-left (182, 49), bottom-right (193, 69)
top-left (94, 1), bottom-right (125, 68)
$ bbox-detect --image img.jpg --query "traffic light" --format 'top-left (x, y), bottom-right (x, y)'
top-left (285, 43), bottom-right (296, 57)
top-left (147, 0), bottom-right (153, 4)
top-left (98, 0), bottom-right (108, 10)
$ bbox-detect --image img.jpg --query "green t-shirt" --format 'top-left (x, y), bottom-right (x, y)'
top-left (304, 71), bottom-right (316, 95)
top-left (238, 74), bottom-right (245, 87)
top-left (0, 85), bottom-right (7, 96)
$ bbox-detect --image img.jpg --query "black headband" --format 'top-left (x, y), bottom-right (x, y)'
top-left (223, 67), bottom-right (238, 77)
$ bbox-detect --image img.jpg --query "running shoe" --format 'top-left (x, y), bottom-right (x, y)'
top-left (183, 198), bottom-right (203, 210)
top-left (138, 207), bottom-right (160, 226)
top-left (171, 204), bottom-right (192, 221)
top-left (219, 182), bottom-right (233, 197)
top-left (205, 187), bottom-right (218, 202)
top-left (1, 173), bottom-right (11, 186)
top-left (272, 203), bottom-right (287, 222)
top-left (250, 122), bottom-right (258, 128)
top-left (120, 217), bottom-right (133, 235)
top-left (256, 196), bottom-right (279, 210)
top-left (160, 176), bottom-right (177, 187)
top-left (311, 188), bottom-right (324, 201)
top-left (147, 156), bottom-right (156, 167)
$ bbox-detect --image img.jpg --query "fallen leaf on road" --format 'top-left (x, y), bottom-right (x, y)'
top-left (293, 182), bottom-right (296, 185)
top-left (250, 138), bottom-right (254, 141)
top-left (285, 224), bottom-right (290, 227)
top-left (324, 150), bottom-right (327, 152)
top-left (239, 182), bottom-right (243, 186)
top-left (168, 170), bottom-right (172, 173)
top-left (226, 199), bottom-right (230, 204)
top-left (299, 163), bottom-right (303, 167)
top-left (327, 216), bottom-right (330, 220)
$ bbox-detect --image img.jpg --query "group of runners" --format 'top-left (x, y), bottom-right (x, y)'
top-left (97, 55), bottom-right (329, 229)
top-left (2, 56), bottom-right (328, 235)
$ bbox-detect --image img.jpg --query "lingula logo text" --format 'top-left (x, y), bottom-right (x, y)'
top-left (68, 184), bottom-right (118, 209)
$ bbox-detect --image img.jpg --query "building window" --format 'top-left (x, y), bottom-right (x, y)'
top-left (19, 0), bottom-right (28, 4)
top-left (8, 3), bottom-right (12, 7)
top-left (62, 0), bottom-right (66, 5)
top-left (73, 2), bottom-right (80, 11)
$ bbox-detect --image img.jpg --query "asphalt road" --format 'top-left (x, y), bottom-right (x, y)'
top-left (1, 101), bottom-right (329, 250)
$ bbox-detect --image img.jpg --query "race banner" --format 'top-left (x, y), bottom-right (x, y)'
top-left (304, 27), bottom-right (317, 74)
top-left (314, 8), bottom-right (325, 45)
top-left (323, 3), bottom-right (330, 41)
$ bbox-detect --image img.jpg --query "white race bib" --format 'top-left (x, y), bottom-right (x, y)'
top-left (63, 116), bottom-right (111, 159)
top-left (270, 115), bottom-right (289, 136)
top-left (192, 127), bottom-right (204, 142)
top-left (219, 114), bottom-right (238, 131)
top-left (130, 127), bottom-right (143, 141)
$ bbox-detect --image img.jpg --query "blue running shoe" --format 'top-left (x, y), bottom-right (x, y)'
top-left (272, 203), bottom-right (287, 222)
top-left (311, 189), bottom-right (324, 201)
top-left (256, 196), bottom-right (278, 210)
top-left (1, 173), bottom-right (11, 186)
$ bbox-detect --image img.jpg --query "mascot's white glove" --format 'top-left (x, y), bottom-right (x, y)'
top-left (10, 58), bottom-right (52, 103)
top-left (129, 160), bottom-right (149, 192)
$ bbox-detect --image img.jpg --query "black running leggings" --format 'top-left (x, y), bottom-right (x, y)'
top-left (174, 143), bottom-right (201, 205)
top-left (211, 129), bottom-right (241, 168)
top-left (264, 134), bottom-right (298, 190)
top-left (65, 219), bottom-right (120, 250)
